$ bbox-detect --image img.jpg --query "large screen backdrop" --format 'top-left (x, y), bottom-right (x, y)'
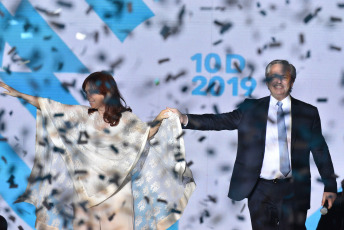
top-left (0, 0), bottom-right (343, 229)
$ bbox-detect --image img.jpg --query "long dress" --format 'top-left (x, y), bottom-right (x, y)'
top-left (15, 98), bottom-right (195, 230)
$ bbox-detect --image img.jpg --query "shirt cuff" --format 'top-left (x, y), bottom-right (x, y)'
top-left (183, 115), bottom-right (188, 127)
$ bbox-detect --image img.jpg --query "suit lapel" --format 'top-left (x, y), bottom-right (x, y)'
top-left (259, 96), bottom-right (270, 142)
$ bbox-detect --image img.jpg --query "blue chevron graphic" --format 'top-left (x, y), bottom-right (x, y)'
top-left (0, 134), bottom-right (36, 228)
top-left (0, 0), bottom-right (87, 116)
top-left (85, 0), bottom-right (154, 42)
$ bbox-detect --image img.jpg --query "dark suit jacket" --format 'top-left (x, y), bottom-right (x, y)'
top-left (184, 96), bottom-right (337, 209)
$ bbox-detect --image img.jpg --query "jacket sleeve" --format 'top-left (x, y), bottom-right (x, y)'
top-left (310, 107), bottom-right (337, 193)
top-left (184, 100), bottom-right (246, 131)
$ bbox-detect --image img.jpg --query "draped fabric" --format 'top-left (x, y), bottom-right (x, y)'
top-left (15, 98), bottom-right (195, 230)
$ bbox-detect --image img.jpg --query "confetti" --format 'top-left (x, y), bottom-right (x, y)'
top-left (98, 174), bottom-right (105, 180)
top-left (157, 198), bottom-right (168, 204)
top-left (57, 0), bottom-right (73, 8)
top-left (158, 58), bottom-right (170, 64)
top-left (160, 25), bottom-right (171, 40)
top-left (269, 42), bottom-right (282, 47)
top-left (1, 156), bottom-right (7, 164)
top-left (76, 32), bottom-right (86, 40)
top-left (43, 198), bottom-right (54, 210)
top-left (306, 50), bottom-right (311, 58)
top-left (35, 7), bottom-right (61, 17)
top-left (176, 131), bottom-right (185, 140)
top-left (77, 131), bottom-right (89, 144)
top-left (317, 98), bottom-right (328, 102)
top-left (53, 146), bottom-right (65, 154)
top-left (171, 208), bottom-right (182, 214)
top-left (7, 175), bottom-right (18, 188)
top-left (165, 70), bottom-right (187, 82)
top-left (329, 45), bottom-right (342, 51)
top-left (299, 33), bottom-right (304, 44)
top-left (213, 104), bottom-right (220, 114)
top-left (108, 213), bottom-right (116, 221)
top-left (259, 10), bottom-right (267, 16)
top-left (109, 174), bottom-right (120, 186)
top-left (86, 5), bottom-right (93, 14)
top-left (213, 20), bottom-right (232, 34)
top-left (237, 215), bottom-right (245, 221)
top-left (50, 21), bottom-right (65, 29)
top-left (110, 58), bottom-right (124, 69)
top-left (220, 165), bottom-right (231, 172)
top-left (206, 195), bottom-right (217, 203)
top-left (200, 7), bottom-right (212, 11)
top-left (206, 148), bottom-right (215, 156)
top-left (7, 46), bottom-right (16, 55)
top-left (198, 136), bottom-right (206, 142)
top-left (127, 2), bottom-right (132, 13)
top-left (240, 203), bottom-right (246, 213)
top-left (330, 16), bottom-right (342, 22)
top-left (304, 7), bottom-right (322, 24)
top-left (213, 39), bottom-right (223, 46)
top-left (43, 35), bottom-right (52, 40)
top-left (54, 113), bottom-right (65, 118)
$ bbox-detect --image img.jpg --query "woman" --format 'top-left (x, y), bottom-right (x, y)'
top-left (0, 72), bottom-right (195, 230)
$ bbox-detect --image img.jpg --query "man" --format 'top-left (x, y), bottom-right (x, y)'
top-left (169, 60), bottom-right (337, 230)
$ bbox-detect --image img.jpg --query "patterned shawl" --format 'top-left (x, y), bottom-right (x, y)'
top-left (16, 98), bottom-right (195, 230)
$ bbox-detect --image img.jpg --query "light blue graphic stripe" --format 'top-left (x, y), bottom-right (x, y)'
top-left (0, 134), bottom-right (36, 228)
top-left (0, 0), bottom-right (88, 74)
top-left (0, 72), bottom-right (80, 117)
top-left (0, 0), bottom-right (88, 116)
top-left (85, 0), bottom-right (154, 42)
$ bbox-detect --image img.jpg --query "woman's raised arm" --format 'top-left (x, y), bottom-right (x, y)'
top-left (0, 81), bottom-right (40, 109)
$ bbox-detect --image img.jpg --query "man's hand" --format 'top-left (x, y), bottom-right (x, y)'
top-left (167, 107), bottom-right (188, 126)
top-left (322, 192), bottom-right (337, 209)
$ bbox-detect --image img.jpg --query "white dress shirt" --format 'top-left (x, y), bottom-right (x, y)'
top-left (260, 95), bottom-right (292, 179)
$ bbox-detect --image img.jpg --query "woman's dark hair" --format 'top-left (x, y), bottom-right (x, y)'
top-left (82, 72), bottom-right (132, 126)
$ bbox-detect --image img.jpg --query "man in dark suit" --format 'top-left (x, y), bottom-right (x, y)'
top-left (169, 60), bottom-right (337, 230)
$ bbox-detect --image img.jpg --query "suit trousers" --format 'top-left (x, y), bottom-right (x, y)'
top-left (247, 178), bottom-right (307, 230)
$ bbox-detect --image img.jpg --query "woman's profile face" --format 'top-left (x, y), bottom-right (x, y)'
top-left (84, 83), bottom-right (105, 110)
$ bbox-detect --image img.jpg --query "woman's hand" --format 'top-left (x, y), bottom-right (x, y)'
top-left (148, 108), bottom-right (172, 139)
top-left (0, 81), bottom-right (22, 97)
top-left (154, 108), bottom-right (171, 123)
top-left (0, 81), bottom-right (40, 109)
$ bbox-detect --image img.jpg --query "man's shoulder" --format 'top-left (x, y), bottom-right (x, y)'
top-left (241, 96), bottom-right (269, 105)
top-left (236, 96), bottom-right (269, 110)
top-left (290, 96), bottom-right (318, 111)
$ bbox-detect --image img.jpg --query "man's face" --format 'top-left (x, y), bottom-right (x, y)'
top-left (266, 63), bottom-right (294, 101)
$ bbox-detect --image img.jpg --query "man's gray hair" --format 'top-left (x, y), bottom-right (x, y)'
top-left (265, 59), bottom-right (296, 82)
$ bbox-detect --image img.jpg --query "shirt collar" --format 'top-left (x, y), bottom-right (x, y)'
top-left (270, 95), bottom-right (291, 109)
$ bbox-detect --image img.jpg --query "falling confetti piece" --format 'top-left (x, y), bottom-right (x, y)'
top-left (76, 32), bottom-right (86, 40)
